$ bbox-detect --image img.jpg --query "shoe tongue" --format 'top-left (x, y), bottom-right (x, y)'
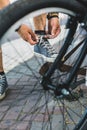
top-left (35, 30), bottom-right (46, 35)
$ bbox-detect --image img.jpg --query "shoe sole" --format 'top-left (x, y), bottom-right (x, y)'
top-left (0, 88), bottom-right (8, 101)
top-left (34, 52), bottom-right (57, 62)
top-left (0, 92), bottom-right (6, 100)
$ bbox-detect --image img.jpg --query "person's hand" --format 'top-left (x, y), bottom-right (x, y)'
top-left (17, 24), bottom-right (38, 45)
top-left (46, 17), bottom-right (61, 39)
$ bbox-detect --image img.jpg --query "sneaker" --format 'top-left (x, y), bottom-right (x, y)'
top-left (0, 73), bottom-right (8, 100)
top-left (34, 36), bottom-right (58, 62)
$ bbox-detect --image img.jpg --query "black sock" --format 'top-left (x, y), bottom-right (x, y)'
top-left (0, 72), bottom-right (5, 75)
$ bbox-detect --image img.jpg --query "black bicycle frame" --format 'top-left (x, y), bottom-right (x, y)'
top-left (65, 38), bottom-right (87, 88)
top-left (42, 16), bottom-right (79, 83)
top-left (73, 109), bottom-right (87, 130)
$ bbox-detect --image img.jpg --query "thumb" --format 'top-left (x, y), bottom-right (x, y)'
top-left (28, 29), bottom-right (38, 41)
top-left (51, 27), bottom-right (56, 35)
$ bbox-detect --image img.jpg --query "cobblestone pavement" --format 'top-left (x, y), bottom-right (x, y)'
top-left (0, 38), bottom-right (60, 130)
top-left (0, 36), bottom-right (87, 130)
top-left (0, 14), bottom-right (87, 130)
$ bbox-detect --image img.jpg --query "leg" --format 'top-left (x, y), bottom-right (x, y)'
top-left (0, 48), bottom-right (4, 72)
top-left (33, 13), bottom-right (47, 31)
top-left (33, 14), bottom-right (58, 62)
top-left (0, 0), bottom-right (10, 100)
top-left (0, 0), bottom-right (10, 9)
top-left (0, 47), bottom-right (8, 100)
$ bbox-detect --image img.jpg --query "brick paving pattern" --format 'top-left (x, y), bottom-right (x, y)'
top-left (0, 13), bottom-right (87, 130)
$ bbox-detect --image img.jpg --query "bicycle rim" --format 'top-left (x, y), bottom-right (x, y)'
top-left (0, 0), bottom-right (87, 130)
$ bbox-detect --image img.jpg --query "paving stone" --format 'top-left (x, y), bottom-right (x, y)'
top-left (0, 120), bottom-right (15, 129)
top-left (9, 121), bottom-right (30, 130)
top-left (0, 113), bottom-right (5, 120)
top-left (0, 106), bottom-right (9, 112)
top-left (4, 107), bottom-right (23, 120)
top-left (1, 15), bottom-right (87, 130)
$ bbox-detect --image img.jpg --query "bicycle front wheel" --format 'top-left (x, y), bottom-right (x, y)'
top-left (0, 0), bottom-right (87, 130)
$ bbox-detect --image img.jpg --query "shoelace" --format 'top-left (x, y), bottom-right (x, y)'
top-left (0, 75), bottom-right (6, 93)
top-left (0, 75), bottom-right (6, 95)
top-left (0, 75), bottom-right (6, 84)
top-left (38, 36), bottom-right (57, 55)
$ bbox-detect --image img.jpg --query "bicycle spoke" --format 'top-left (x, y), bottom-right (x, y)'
top-left (0, 2), bottom-right (87, 129)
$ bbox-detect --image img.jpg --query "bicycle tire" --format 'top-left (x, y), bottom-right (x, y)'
top-left (0, 0), bottom-right (86, 38)
top-left (0, 0), bottom-right (87, 130)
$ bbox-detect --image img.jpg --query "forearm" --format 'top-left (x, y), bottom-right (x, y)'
top-left (0, 0), bottom-right (10, 9)
top-left (33, 12), bottom-right (59, 31)
top-left (33, 13), bottom-right (47, 30)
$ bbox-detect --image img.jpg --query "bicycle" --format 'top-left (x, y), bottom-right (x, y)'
top-left (0, 0), bottom-right (87, 129)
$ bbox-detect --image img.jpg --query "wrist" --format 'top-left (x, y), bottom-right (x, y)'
top-left (15, 25), bottom-right (22, 32)
top-left (47, 12), bottom-right (59, 20)
top-left (15, 24), bottom-right (27, 32)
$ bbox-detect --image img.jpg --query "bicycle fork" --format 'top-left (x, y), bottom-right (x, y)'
top-left (41, 16), bottom-right (79, 90)
top-left (65, 38), bottom-right (87, 88)
top-left (73, 109), bottom-right (87, 130)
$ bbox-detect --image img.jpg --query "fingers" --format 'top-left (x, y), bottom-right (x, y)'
top-left (26, 29), bottom-right (38, 45)
top-left (26, 33), bottom-right (38, 45)
top-left (47, 17), bottom-right (61, 39)
top-left (17, 24), bottom-right (38, 45)
top-left (44, 27), bottom-right (61, 39)
top-left (51, 27), bottom-right (61, 38)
